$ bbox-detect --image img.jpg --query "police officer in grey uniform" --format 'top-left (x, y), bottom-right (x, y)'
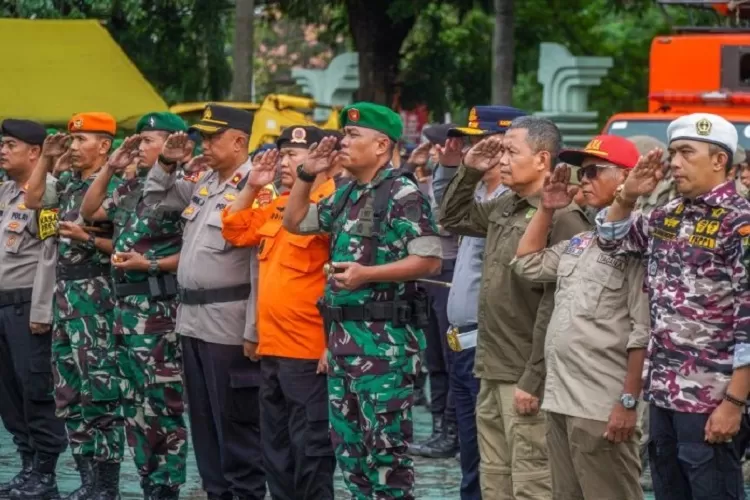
top-left (0, 119), bottom-right (66, 500)
top-left (143, 104), bottom-right (266, 500)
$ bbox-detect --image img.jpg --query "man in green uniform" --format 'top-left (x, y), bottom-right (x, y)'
top-left (283, 102), bottom-right (443, 499)
top-left (80, 112), bottom-right (189, 500)
top-left (24, 112), bottom-right (124, 500)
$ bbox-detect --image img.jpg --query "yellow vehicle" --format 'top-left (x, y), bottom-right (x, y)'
top-left (170, 94), bottom-right (341, 151)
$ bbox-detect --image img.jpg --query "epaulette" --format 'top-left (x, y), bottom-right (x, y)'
top-left (183, 170), bottom-right (206, 184)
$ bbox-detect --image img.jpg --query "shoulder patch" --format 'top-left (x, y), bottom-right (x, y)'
top-left (403, 200), bottom-right (423, 222)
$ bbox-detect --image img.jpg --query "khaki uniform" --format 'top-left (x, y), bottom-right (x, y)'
top-left (513, 231), bottom-right (649, 500)
top-left (0, 176), bottom-right (67, 461)
top-left (440, 166), bottom-right (590, 500)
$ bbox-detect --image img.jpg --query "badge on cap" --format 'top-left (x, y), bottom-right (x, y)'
top-left (347, 108), bottom-right (360, 122)
top-left (498, 120), bottom-right (512, 127)
top-left (203, 107), bottom-right (213, 121)
top-left (696, 118), bottom-right (712, 137)
top-left (468, 107), bottom-right (479, 129)
top-left (290, 127), bottom-right (307, 144)
top-left (149, 117), bottom-right (155, 127)
top-left (72, 119), bottom-right (83, 130)
top-left (586, 139), bottom-right (602, 151)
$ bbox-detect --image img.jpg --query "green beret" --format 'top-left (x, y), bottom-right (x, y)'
top-left (136, 112), bottom-right (187, 134)
top-left (110, 138), bottom-right (123, 152)
top-left (339, 102), bottom-right (403, 141)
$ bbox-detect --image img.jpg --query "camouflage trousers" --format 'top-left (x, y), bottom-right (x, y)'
top-left (328, 354), bottom-right (419, 500)
top-left (51, 314), bottom-right (125, 462)
top-left (119, 331), bottom-right (188, 489)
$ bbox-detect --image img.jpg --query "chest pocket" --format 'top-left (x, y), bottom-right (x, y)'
top-left (257, 223), bottom-right (281, 261)
top-left (204, 211), bottom-right (228, 251)
top-left (488, 211), bottom-right (528, 265)
top-left (3, 216), bottom-right (29, 254)
top-left (282, 234), bottom-right (321, 273)
top-left (572, 258), bottom-right (626, 317)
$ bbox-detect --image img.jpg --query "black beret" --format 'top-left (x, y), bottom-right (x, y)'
top-left (276, 126), bottom-right (326, 149)
top-left (422, 123), bottom-right (457, 147)
top-left (1, 119), bottom-right (46, 146)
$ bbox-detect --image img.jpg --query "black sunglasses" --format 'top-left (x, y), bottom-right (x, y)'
top-left (576, 164), bottom-right (618, 182)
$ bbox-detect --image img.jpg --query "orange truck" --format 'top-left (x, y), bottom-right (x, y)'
top-left (602, 0), bottom-right (750, 149)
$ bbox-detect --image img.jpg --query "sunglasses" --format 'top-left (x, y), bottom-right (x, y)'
top-left (576, 164), bottom-right (619, 182)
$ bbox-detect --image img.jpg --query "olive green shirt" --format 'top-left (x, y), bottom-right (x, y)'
top-left (440, 166), bottom-right (591, 397)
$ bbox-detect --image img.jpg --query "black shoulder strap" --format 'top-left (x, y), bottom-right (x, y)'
top-left (370, 168), bottom-right (411, 265)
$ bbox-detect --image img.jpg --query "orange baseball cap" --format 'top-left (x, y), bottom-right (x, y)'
top-left (67, 112), bottom-right (117, 136)
top-left (558, 135), bottom-right (640, 170)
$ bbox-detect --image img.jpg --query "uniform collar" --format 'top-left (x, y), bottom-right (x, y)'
top-left (689, 180), bottom-right (736, 207)
top-left (225, 157), bottom-right (252, 189)
top-left (310, 178), bottom-right (336, 203)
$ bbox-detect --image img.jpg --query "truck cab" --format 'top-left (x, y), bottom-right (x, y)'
top-left (603, 0), bottom-right (750, 147)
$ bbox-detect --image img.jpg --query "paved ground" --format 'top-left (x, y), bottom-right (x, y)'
top-left (0, 406), bottom-right (461, 499)
top-left (2, 406), bottom-right (743, 499)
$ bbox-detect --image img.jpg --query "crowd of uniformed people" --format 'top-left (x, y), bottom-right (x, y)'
top-left (0, 99), bottom-right (748, 500)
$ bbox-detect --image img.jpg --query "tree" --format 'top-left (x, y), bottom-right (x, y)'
top-left (492, 0), bottom-right (514, 105)
top-left (230, 0), bottom-right (256, 101)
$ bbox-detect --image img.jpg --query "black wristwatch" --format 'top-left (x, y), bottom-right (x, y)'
top-left (158, 154), bottom-right (179, 167)
top-left (296, 164), bottom-right (317, 183)
top-left (148, 259), bottom-right (160, 276)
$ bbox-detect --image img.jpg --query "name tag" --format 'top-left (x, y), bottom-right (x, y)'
top-left (597, 253), bottom-right (625, 272)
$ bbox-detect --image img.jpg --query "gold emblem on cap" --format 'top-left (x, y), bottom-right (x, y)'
top-left (468, 107), bottom-right (479, 129)
top-left (73, 119), bottom-right (83, 130)
top-left (586, 139), bottom-right (602, 151)
top-left (347, 108), bottom-right (360, 122)
top-left (290, 127), bottom-right (307, 144)
top-left (696, 118), bottom-right (712, 136)
top-left (149, 117), bottom-right (155, 127)
top-left (498, 120), bottom-right (512, 127)
top-left (203, 107), bottom-right (213, 121)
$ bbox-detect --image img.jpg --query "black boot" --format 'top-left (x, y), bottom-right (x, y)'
top-left (408, 414), bottom-right (444, 455)
top-left (140, 478), bottom-right (152, 500)
top-left (62, 456), bottom-right (95, 500)
top-left (149, 485), bottom-right (178, 500)
top-left (419, 420), bottom-right (459, 459)
top-left (10, 452), bottom-right (60, 500)
top-left (91, 462), bottom-right (120, 500)
top-left (0, 453), bottom-right (34, 499)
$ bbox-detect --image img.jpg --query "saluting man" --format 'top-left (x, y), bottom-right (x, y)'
top-left (283, 103), bottom-right (443, 500)
top-left (25, 112), bottom-right (125, 500)
top-left (142, 104), bottom-right (267, 500)
top-left (80, 112), bottom-right (189, 500)
top-left (0, 119), bottom-right (66, 500)
top-left (221, 125), bottom-right (336, 500)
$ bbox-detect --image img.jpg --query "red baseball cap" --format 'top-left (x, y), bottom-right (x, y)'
top-left (558, 135), bottom-right (640, 169)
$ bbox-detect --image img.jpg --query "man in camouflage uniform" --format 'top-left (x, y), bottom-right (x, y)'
top-left (599, 113), bottom-right (750, 499)
top-left (24, 113), bottom-right (124, 500)
top-left (80, 112), bottom-right (189, 500)
top-left (283, 102), bottom-right (443, 499)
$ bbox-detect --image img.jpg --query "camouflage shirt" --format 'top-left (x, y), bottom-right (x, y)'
top-left (52, 171), bottom-right (121, 321)
top-left (102, 167), bottom-right (183, 335)
top-left (301, 166), bottom-right (442, 357)
top-left (597, 181), bottom-right (750, 413)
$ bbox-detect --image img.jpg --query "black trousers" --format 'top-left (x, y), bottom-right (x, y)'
top-left (649, 403), bottom-right (750, 500)
top-left (181, 336), bottom-right (266, 500)
top-left (423, 261), bottom-right (456, 424)
top-left (0, 302), bottom-right (66, 457)
top-left (260, 356), bottom-right (335, 500)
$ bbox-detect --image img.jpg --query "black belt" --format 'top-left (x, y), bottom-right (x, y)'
top-left (317, 300), bottom-right (413, 324)
top-left (178, 283), bottom-right (252, 306)
top-left (57, 264), bottom-right (110, 281)
top-left (113, 275), bottom-right (178, 299)
top-left (453, 323), bottom-right (477, 334)
top-left (0, 288), bottom-right (33, 307)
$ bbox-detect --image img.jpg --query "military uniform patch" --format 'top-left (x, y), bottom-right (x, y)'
top-left (403, 201), bottom-right (422, 222)
top-left (37, 209), bottom-right (58, 240)
top-left (597, 253), bottom-right (625, 272)
top-left (563, 234), bottom-right (593, 256)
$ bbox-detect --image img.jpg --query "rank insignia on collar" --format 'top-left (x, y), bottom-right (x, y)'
top-left (199, 186), bottom-right (209, 196)
top-left (230, 173), bottom-right (242, 186)
top-left (224, 193), bottom-right (236, 202)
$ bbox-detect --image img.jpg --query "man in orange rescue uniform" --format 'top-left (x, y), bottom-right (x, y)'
top-left (220, 125), bottom-right (336, 500)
